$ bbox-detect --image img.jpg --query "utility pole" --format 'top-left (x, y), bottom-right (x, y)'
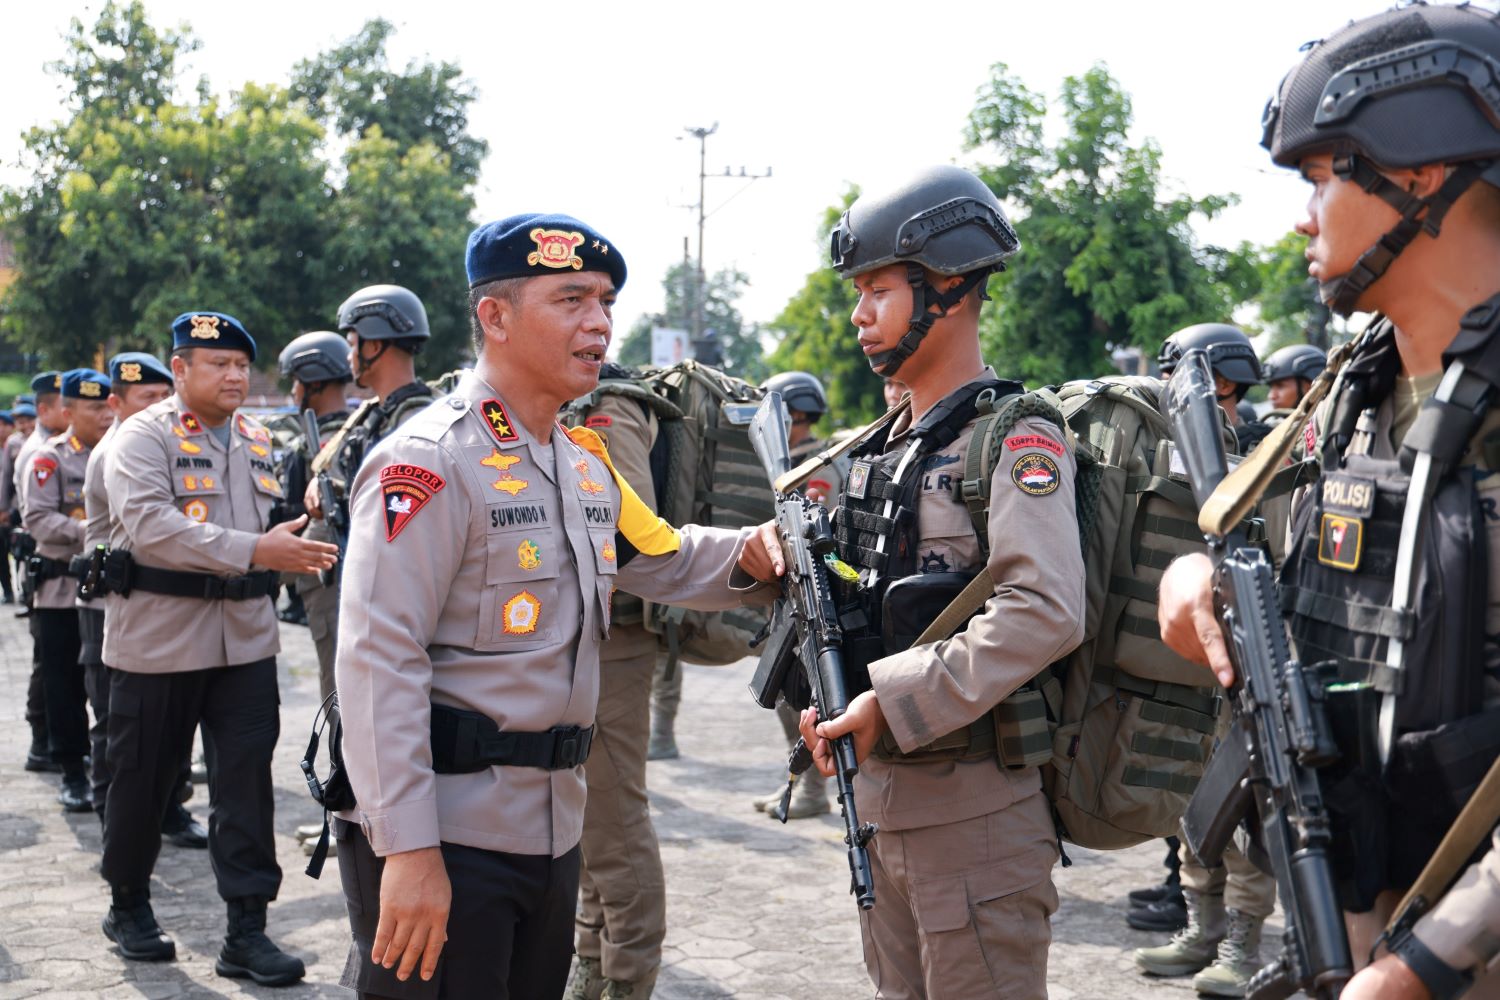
top-left (681, 123), bottom-right (770, 354)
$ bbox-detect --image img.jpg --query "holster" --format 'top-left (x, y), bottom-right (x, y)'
top-left (430, 704), bottom-right (594, 773)
top-left (11, 529), bottom-right (36, 560)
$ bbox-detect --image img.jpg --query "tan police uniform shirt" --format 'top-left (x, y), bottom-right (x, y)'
top-left (335, 371), bottom-right (767, 859)
top-left (1414, 826), bottom-right (1500, 982)
top-left (22, 431), bottom-right (91, 610)
top-left (101, 395), bottom-right (284, 673)
top-left (0, 434), bottom-right (16, 513)
top-left (858, 378), bottom-right (1087, 834)
top-left (11, 427), bottom-right (50, 517)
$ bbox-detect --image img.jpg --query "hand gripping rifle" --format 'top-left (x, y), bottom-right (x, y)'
top-left (302, 409), bottom-right (347, 587)
top-left (748, 391), bottom-right (877, 911)
top-left (1164, 350), bottom-right (1350, 1000)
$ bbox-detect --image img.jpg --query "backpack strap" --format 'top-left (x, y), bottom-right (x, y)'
top-left (961, 389), bottom-right (1069, 555)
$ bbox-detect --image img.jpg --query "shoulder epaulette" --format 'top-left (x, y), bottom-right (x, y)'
top-left (405, 396), bottom-right (469, 444)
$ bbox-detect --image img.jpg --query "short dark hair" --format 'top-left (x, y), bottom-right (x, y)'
top-left (468, 277), bottom-right (529, 355)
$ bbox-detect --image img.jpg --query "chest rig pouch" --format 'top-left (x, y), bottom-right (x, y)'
top-left (1282, 305), bottom-right (1500, 909)
top-left (834, 378), bottom-right (1056, 768)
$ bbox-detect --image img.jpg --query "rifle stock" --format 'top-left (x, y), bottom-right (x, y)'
top-left (748, 392), bottom-right (877, 911)
top-left (1165, 351), bottom-right (1351, 1000)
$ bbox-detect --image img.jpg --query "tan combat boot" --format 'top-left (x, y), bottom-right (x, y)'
top-left (601, 968), bottom-right (657, 999)
top-left (1191, 908), bottom-right (1265, 997)
top-left (1134, 890), bottom-right (1227, 977)
top-left (564, 955), bottom-right (603, 1000)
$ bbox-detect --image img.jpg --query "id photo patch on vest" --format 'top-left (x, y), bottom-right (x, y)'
top-left (847, 459), bottom-right (873, 500)
top-left (1317, 513), bottom-right (1364, 571)
top-left (1011, 453), bottom-right (1060, 496)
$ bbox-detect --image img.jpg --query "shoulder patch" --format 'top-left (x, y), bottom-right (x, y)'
top-left (1011, 453), bottom-right (1060, 496)
top-left (380, 464), bottom-right (447, 541)
top-left (480, 398), bottom-right (520, 444)
top-left (584, 414), bottom-right (612, 429)
top-left (32, 456), bottom-right (57, 485)
top-left (1304, 413), bottom-right (1318, 456)
top-left (1004, 433), bottom-right (1065, 458)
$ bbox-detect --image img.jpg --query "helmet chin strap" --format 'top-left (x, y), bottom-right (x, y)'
top-left (1318, 155), bottom-right (1486, 317)
top-left (867, 264), bottom-right (993, 377)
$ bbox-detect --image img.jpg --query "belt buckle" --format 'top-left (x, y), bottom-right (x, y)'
top-left (220, 576), bottom-right (247, 600)
top-left (550, 725), bottom-right (585, 768)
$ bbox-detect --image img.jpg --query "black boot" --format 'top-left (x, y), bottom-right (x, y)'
top-left (160, 803), bottom-right (208, 849)
top-left (216, 897), bottom-right (305, 987)
top-left (24, 728), bottom-right (58, 772)
top-left (58, 766), bottom-right (93, 813)
top-left (102, 885), bottom-right (176, 962)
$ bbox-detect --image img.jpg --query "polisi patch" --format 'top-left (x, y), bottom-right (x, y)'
top-left (502, 590), bottom-right (542, 634)
top-left (1005, 434), bottom-right (1064, 458)
top-left (32, 457), bottom-right (57, 485)
top-left (1011, 453), bottom-right (1059, 496)
top-left (380, 464), bottom-right (446, 541)
top-left (1320, 473), bottom-right (1375, 518)
top-left (1318, 513), bottom-right (1363, 571)
top-left (480, 398), bottom-right (520, 444)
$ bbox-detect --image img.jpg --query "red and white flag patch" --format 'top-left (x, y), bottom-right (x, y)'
top-left (380, 464), bottom-right (446, 541)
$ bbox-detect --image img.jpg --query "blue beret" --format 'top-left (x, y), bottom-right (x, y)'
top-left (30, 371), bottom-right (62, 395)
top-left (62, 368), bottom-right (111, 400)
top-left (0, 411), bottom-right (12, 425)
top-left (171, 311), bottom-right (256, 362)
top-left (15, 394), bottom-right (34, 407)
top-left (109, 351), bottom-right (173, 386)
top-left (465, 213), bottom-right (627, 292)
top-left (12, 404), bottom-right (36, 418)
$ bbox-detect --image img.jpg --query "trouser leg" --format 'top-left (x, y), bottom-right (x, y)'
top-left (859, 826), bottom-right (922, 1000)
top-left (301, 578), bottom-right (340, 705)
top-left (26, 620), bottom-right (46, 749)
top-left (0, 533), bottom-right (14, 599)
top-left (1222, 841), bottom-right (1277, 919)
top-left (36, 608), bottom-right (87, 766)
top-left (577, 647), bottom-right (664, 982)
top-left (649, 656), bottom-right (681, 727)
top-left (200, 657), bottom-right (282, 901)
top-left (79, 609), bottom-right (109, 806)
top-left (1179, 840), bottom-right (1230, 897)
top-left (101, 668), bottom-right (203, 888)
top-left (504, 844), bottom-right (581, 998)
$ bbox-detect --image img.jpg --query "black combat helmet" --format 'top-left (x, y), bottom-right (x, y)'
top-left (337, 284), bottom-right (431, 353)
top-left (1261, 343), bottom-right (1327, 385)
top-left (1261, 4), bottom-right (1500, 314)
top-left (1159, 324), bottom-right (1264, 391)
top-left (278, 331), bottom-right (353, 385)
top-left (762, 371), bottom-right (829, 418)
top-left (829, 165), bottom-right (1019, 376)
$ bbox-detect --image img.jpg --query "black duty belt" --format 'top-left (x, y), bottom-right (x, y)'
top-left (27, 554), bottom-right (76, 582)
top-left (430, 704), bottom-right (594, 773)
top-left (101, 549), bottom-right (276, 601)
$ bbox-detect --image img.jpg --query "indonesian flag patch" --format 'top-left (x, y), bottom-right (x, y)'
top-left (380, 464), bottom-right (446, 541)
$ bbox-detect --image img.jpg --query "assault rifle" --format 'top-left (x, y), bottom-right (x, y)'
top-left (1164, 350), bottom-right (1350, 1000)
top-left (747, 391), bottom-right (877, 911)
top-left (302, 409), bottom-right (346, 587)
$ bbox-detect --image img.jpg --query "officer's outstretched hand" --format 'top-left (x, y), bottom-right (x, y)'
top-left (252, 515), bottom-right (339, 575)
top-left (738, 521), bottom-right (785, 584)
top-left (1158, 553), bottom-right (1234, 688)
top-left (798, 692), bottom-right (887, 777)
top-left (374, 846), bottom-right (450, 983)
top-left (303, 480), bottom-right (323, 519)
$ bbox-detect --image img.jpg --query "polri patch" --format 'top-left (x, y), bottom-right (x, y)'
top-left (847, 459), bottom-right (872, 500)
top-left (1011, 453), bottom-right (1060, 496)
top-left (1318, 513), bottom-right (1363, 571)
top-left (1005, 434), bottom-right (1065, 458)
top-left (380, 464), bottom-right (447, 541)
top-left (479, 398), bottom-right (520, 444)
top-left (502, 590), bottom-right (542, 634)
top-left (32, 457), bottom-right (57, 485)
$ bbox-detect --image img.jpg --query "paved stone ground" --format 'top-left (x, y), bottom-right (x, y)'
top-left (0, 605), bottom-right (1285, 999)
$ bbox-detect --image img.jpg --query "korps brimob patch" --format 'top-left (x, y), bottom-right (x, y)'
top-left (1005, 434), bottom-right (1064, 457)
top-left (380, 464), bottom-right (446, 541)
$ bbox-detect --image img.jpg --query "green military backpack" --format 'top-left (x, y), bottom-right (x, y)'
top-left (563, 360), bottom-right (772, 665)
top-left (957, 376), bottom-right (1239, 850)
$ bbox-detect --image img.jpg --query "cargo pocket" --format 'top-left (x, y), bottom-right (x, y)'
top-left (475, 527), bottom-right (560, 652)
top-left (910, 864), bottom-right (1055, 997)
top-left (107, 690), bottom-right (142, 774)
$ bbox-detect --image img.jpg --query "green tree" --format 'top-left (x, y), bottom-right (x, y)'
top-left (1249, 231), bottom-right (1331, 350)
top-left (965, 64), bottom-right (1257, 384)
top-left (1, 4), bottom-right (482, 372)
top-left (766, 190), bottom-right (884, 427)
top-left (616, 263), bottom-right (768, 382)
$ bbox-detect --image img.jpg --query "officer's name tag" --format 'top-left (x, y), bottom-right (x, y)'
top-left (1321, 473), bottom-right (1376, 518)
top-left (847, 459), bottom-right (873, 500)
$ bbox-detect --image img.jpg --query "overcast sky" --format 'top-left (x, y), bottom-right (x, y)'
top-left (0, 0), bottom-right (1453, 345)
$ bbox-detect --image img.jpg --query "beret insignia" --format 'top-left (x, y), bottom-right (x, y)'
top-left (119, 363), bottom-right (143, 383)
top-left (189, 315), bottom-right (221, 340)
top-left (528, 228), bottom-right (586, 271)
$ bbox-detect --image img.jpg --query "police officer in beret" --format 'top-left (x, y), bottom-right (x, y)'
top-left (97, 312), bottom-right (337, 984)
top-left (331, 213), bottom-right (781, 998)
top-left (79, 352), bottom-right (205, 847)
top-left (26, 368), bottom-right (114, 812)
top-left (0, 410), bottom-right (15, 605)
top-left (1160, 5), bottom-right (1500, 997)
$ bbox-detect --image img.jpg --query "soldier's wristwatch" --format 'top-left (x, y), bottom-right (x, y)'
top-left (1389, 926), bottom-right (1473, 1000)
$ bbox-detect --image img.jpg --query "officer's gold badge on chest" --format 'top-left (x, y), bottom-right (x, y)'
top-left (1317, 473), bottom-right (1374, 572)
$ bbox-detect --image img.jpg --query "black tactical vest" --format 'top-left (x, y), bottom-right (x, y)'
top-left (1281, 301), bottom-right (1500, 908)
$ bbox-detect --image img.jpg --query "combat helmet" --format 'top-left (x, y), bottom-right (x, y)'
top-left (1261, 343), bottom-right (1327, 385)
top-left (762, 371), bottom-right (829, 418)
top-left (337, 284), bottom-right (431, 353)
top-left (829, 165), bottom-right (1019, 376)
top-left (278, 331), bottom-right (353, 385)
top-left (1261, 4), bottom-right (1500, 315)
top-left (1159, 323), bottom-right (1264, 395)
